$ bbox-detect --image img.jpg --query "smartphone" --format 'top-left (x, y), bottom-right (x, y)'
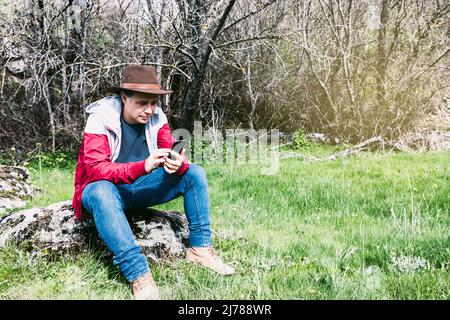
top-left (170, 139), bottom-right (188, 160)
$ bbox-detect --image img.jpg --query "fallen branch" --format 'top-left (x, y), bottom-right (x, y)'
top-left (326, 136), bottom-right (385, 160)
top-left (280, 152), bottom-right (320, 162)
top-left (280, 136), bottom-right (386, 163)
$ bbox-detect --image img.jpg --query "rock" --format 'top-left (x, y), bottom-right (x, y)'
top-left (0, 201), bottom-right (190, 263)
top-left (305, 133), bottom-right (342, 145)
top-left (0, 165), bottom-right (35, 213)
top-left (279, 132), bottom-right (294, 144)
top-left (306, 133), bottom-right (331, 144)
top-left (5, 59), bottom-right (27, 76)
top-left (428, 132), bottom-right (450, 151)
top-left (394, 131), bottom-right (450, 152)
top-left (1, 33), bottom-right (31, 79)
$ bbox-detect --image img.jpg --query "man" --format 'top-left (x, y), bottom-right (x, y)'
top-left (72, 64), bottom-right (235, 300)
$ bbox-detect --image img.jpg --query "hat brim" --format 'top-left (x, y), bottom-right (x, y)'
top-left (108, 86), bottom-right (173, 95)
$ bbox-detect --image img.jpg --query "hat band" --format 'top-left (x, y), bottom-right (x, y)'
top-left (120, 83), bottom-right (162, 90)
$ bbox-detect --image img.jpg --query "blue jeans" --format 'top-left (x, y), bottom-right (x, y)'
top-left (81, 164), bottom-right (212, 282)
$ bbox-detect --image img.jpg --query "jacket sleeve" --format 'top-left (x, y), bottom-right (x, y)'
top-left (83, 116), bottom-right (147, 184)
top-left (157, 123), bottom-right (190, 176)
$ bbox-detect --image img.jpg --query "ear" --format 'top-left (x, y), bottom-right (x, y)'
top-left (120, 92), bottom-right (127, 105)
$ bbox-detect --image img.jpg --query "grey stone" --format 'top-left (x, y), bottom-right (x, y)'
top-left (394, 131), bottom-right (450, 152)
top-left (0, 165), bottom-right (35, 213)
top-left (5, 59), bottom-right (26, 75)
top-left (0, 200), bottom-right (190, 263)
top-left (306, 133), bottom-right (331, 144)
top-left (279, 132), bottom-right (294, 144)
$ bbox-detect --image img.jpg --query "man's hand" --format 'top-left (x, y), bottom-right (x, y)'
top-left (163, 148), bottom-right (185, 174)
top-left (145, 148), bottom-right (171, 173)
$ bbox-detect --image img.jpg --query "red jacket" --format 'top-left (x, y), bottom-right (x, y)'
top-left (72, 96), bottom-right (189, 221)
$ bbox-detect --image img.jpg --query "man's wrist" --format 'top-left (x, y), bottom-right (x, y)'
top-left (144, 159), bottom-right (153, 173)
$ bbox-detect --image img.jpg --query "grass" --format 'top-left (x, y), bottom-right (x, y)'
top-left (0, 148), bottom-right (449, 300)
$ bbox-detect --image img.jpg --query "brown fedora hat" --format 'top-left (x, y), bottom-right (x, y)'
top-left (108, 64), bottom-right (173, 95)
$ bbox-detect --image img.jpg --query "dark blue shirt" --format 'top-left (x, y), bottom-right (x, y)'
top-left (115, 114), bottom-right (150, 163)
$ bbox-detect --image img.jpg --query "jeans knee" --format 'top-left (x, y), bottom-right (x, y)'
top-left (184, 164), bottom-right (207, 185)
top-left (83, 180), bottom-right (121, 210)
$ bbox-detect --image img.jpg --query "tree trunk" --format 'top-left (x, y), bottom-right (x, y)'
top-left (245, 54), bottom-right (257, 130)
top-left (180, 0), bottom-right (237, 132)
top-left (376, 0), bottom-right (389, 109)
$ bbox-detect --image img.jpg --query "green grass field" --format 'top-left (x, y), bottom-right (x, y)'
top-left (0, 150), bottom-right (449, 299)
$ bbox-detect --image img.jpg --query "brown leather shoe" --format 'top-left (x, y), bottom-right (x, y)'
top-left (186, 247), bottom-right (235, 276)
top-left (131, 272), bottom-right (160, 300)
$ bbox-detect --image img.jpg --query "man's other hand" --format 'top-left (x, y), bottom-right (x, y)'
top-left (145, 148), bottom-right (171, 173)
top-left (163, 148), bottom-right (185, 174)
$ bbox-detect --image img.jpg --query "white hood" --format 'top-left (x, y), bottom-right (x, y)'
top-left (84, 95), bottom-right (167, 161)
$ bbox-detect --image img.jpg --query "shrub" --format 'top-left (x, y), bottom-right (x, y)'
top-left (293, 129), bottom-right (312, 150)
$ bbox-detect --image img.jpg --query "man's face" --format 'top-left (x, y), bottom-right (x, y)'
top-left (121, 91), bottom-right (159, 125)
